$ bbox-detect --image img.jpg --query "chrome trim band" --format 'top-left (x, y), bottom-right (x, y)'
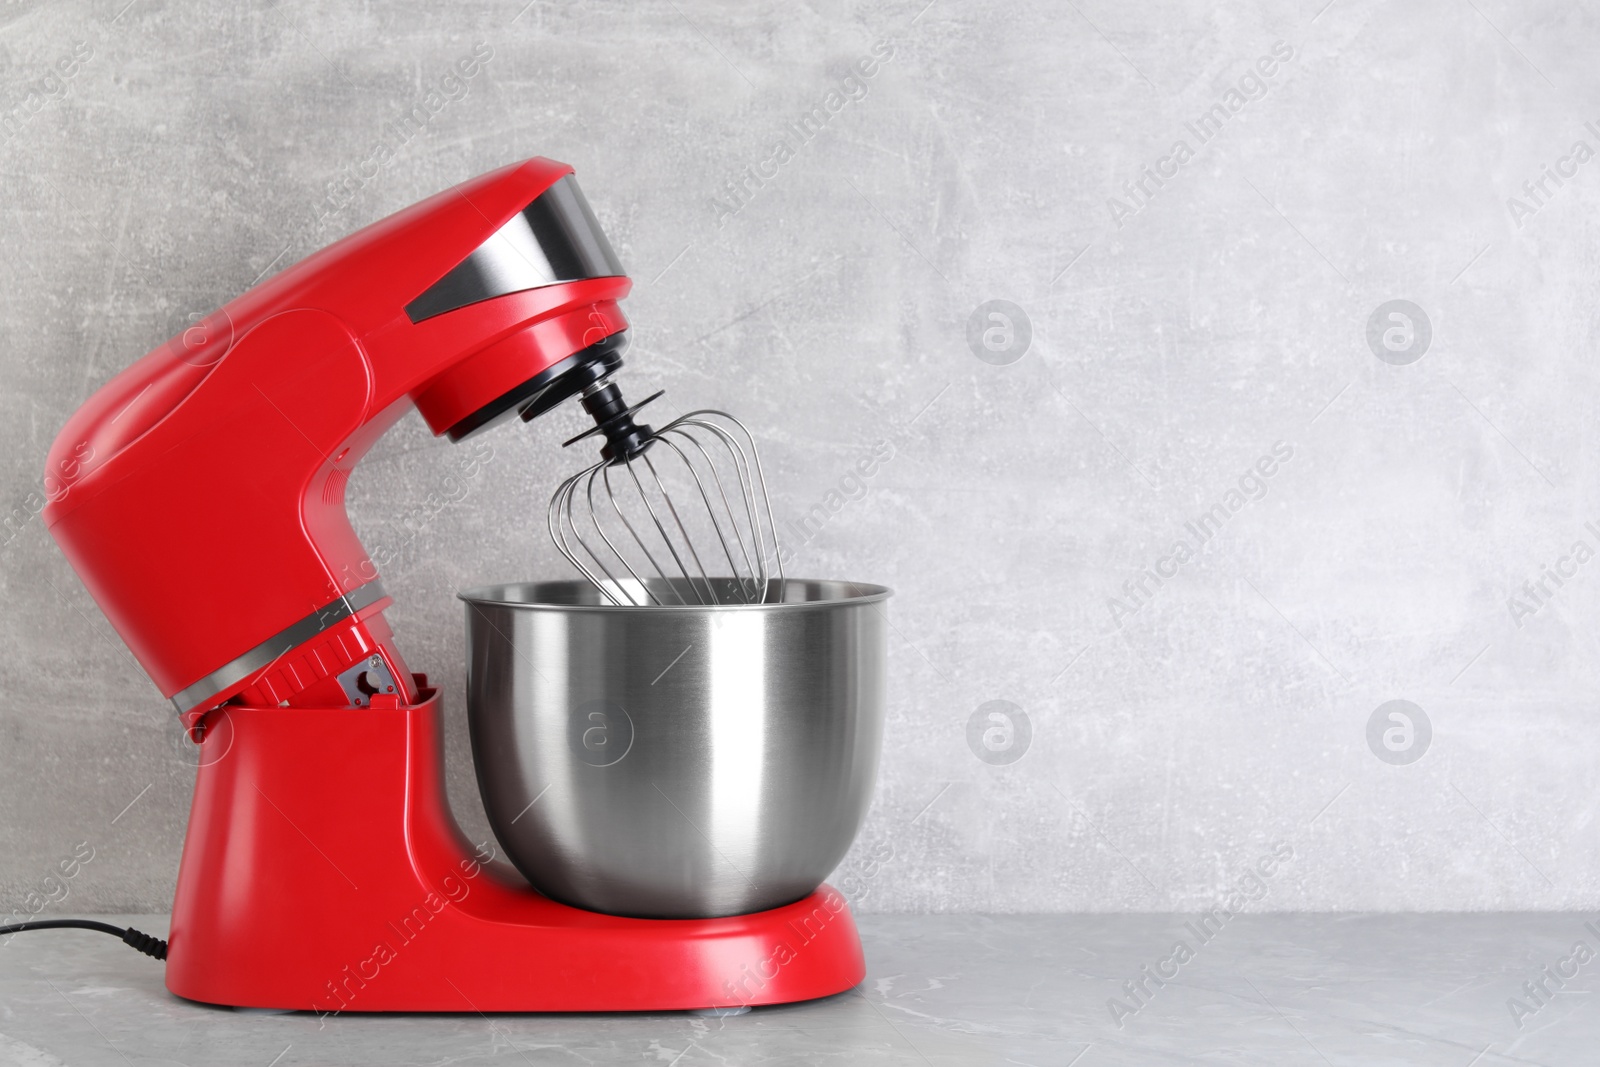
top-left (170, 580), bottom-right (389, 715)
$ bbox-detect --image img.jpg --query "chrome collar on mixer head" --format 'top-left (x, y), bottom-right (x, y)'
top-left (548, 383), bottom-right (784, 607)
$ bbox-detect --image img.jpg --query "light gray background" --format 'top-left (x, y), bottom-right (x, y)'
top-left (1, 0), bottom-right (1595, 916)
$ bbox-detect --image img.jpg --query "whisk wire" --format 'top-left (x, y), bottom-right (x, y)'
top-left (600, 463), bottom-right (682, 605)
top-left (685, 421), bottom-right (766, 601)
top-left (655, 432), bottom-right (751, 596)
top-left (548, 401), bottom-right (784, 607)
top-left (638, 450), bottom-right (721, 605)
top-left (672, 411), bottom-right (785, 596)
top-left (576, 465), bottom-right (659, 605)
top-left (549, 463), bottom-right (627, 606)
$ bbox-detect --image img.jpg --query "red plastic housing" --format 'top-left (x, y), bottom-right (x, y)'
top-left (167, 686), bottom-right (866, 1012)
top-left (41, 159), bottom-right (628, 720)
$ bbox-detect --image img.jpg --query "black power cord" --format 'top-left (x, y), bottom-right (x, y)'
top-left (0, 919), bottom-right (167, 960)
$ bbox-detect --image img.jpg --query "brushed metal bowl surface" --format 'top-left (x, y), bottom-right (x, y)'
top-left (460, 578), bottom-right (889, 919)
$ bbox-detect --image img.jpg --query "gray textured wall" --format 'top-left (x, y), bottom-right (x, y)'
top-left (2, 0), bottom-right (1596, 917)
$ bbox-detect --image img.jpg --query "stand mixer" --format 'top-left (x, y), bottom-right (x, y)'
top-left (38, 158), bottom-right (878, 1012)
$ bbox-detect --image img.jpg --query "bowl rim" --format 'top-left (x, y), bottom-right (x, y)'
top-left (457, 577), bottom-right (892, 612)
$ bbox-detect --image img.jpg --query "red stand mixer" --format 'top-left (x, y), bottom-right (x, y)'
top-left (39, 159), bottom-right (867, 1012)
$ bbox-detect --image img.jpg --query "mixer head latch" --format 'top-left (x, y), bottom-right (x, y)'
top-left (561, 381), bottom-right (663, 464)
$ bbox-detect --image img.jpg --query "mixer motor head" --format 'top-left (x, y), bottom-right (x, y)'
top-left (548, 385), bottom-right (784, 607)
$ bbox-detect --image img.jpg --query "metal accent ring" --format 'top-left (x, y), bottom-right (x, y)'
top-left (169, 580), bottom-right (389, 715)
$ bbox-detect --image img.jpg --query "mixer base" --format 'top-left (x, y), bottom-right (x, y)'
top-left (165, 686), bottom-right (866, 1012)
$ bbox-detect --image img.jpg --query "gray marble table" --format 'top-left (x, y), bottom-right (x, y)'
top-left (0, 914), bottom-right (1592, 1065)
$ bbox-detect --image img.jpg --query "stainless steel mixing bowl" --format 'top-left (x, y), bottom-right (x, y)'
top-left (459, 578), bottom-right (889, 919)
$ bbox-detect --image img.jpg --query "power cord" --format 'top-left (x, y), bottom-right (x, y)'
top-left (0, 919), bottom-right (167, 960)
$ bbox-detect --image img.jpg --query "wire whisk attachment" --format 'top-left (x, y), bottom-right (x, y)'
top-left (548, 383), bottom-right (784, 606)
